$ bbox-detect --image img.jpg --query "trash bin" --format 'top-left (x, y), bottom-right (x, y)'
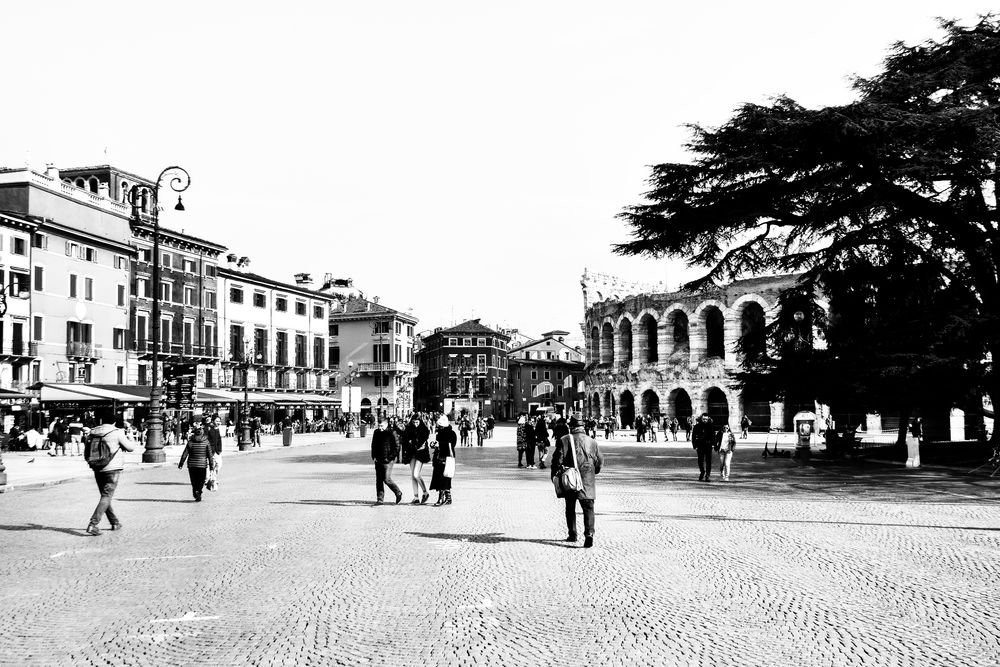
top-left (359, 423), bottom-right (367, 438)
top-left (282, 426), bottom-right (293, 447)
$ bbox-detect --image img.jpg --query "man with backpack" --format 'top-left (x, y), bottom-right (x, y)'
top-left (84, 410), bottom-right (136, 536)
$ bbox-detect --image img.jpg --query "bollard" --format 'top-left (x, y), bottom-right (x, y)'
top-left (905, 434), bottom-right (920, 468)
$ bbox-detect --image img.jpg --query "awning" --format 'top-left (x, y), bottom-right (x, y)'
top-left (273, 392), bottom-right (341, 406)
top-left (195, 388), bottom-right (242, 404)
top-left (39, 383), bottom-right (152, 404)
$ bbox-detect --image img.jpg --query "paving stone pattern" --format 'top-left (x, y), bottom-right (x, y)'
top-left (1, 427), bottom-right (998, 666)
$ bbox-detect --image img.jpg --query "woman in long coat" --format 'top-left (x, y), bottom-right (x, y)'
top-left (402, 415), bottom-right (431, 504)
top-left (430, 415), bottom-right (457, 505)
top-left (516, 415), bottom-right (528, 467)
top-left (533, 416), bottom-right (550, 470)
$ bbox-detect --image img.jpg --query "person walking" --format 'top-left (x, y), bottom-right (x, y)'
top-left (740, 415), bottom-right (752, 440)
top-left (717, 425), bottom-right (736, 481)
top-left (67, 416), bottom-right (84, 456)
top-left (205, 418), bottom-right (223, 491)
top-left (516, 415), bottom-right (528, 468)
top-left (475, 417), bottom-right (485, 447)
top-left (178, 422), bottom-right (215, 501)
top-left (524, 415), bottom-right (537, 469)
top-left (684, 415), bottom-right (693, 441)
top-left (84, 410), bottom-right (136, 535)
top-left (371, 418), bottom-right (403, 505)
top-left (402, 415), bottom-right (431, 504)
top-left (48, 417), bottom-right (67, 457)
top-left (532, 416), bottom-right (549, 470)
top-left (486, 415), bottom-right (495, 439)
top-left (649, 417), bottom-right (658, 443)
top-left (551, 414), bottom-right (604, 548)
top-left (691, 413), bottom-right (716, 482)
top-left (547, 417), bottom-right (569, 470)
top-left (430, 415), bottom-right (457, 505)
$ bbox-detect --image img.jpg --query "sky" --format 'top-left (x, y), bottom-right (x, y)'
top-left (2, 1), bottom-right (994, 344)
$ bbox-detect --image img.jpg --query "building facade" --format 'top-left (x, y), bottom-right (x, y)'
top-left (414, 319), bottom-right (510, 419)
top-left (328, 295), bottom-right (418, 420)
top-left (0, 212), bottom-right (39, 391)
top-left (507, 330), bottom-right (585, 417)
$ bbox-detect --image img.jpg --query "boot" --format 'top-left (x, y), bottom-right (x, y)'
top-left (433, 493), bottom-right (445, 507)
top-left (445, 490), bottom-right (452, 505)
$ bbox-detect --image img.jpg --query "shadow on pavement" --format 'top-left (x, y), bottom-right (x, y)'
top-left (407, 531), bottom-right (578, 549)
top-left (271, 499), bottom-right (376, 507)
top-left (133, 482), bottom-right (189, 486)
top-left (657, 513), bottom-right (1000, 532)
top-left (116, 498), bottom-right (198, 503)
top-left (0, 523), bottom-right (89, 537)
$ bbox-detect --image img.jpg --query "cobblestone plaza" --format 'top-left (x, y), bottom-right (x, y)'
top-left (1, 427), bottom-right (998, 666)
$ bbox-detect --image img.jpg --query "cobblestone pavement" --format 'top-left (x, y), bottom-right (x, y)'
top-left (1, 426), bottom-right (998, 666)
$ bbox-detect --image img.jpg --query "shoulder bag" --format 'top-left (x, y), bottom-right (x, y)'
top-left (553, 434), bottom-right (582, 498)
top-left (443, 439), bottom-right (456, 478)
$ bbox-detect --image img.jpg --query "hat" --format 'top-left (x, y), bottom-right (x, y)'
top-left (437, 415), bottom-right (450, 428)
top-left (568, 414), bottom-right (581, 429)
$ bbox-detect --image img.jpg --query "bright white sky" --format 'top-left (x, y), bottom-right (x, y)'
top-left (3, 1), bottom-right (993, 343)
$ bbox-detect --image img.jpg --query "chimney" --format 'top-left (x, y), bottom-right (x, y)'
top-left (294, 273), bottom-right (313, 286)
top-left (236, 256), bottom-right (250, 272)
top-left (558, 336), bottom-right (565, 343)
top-left (45, 163), bottom-right (59, 180)
top-left (226, 253), bottom-right (238, 268)
top-left (97, 181), bottom-right (110, 199)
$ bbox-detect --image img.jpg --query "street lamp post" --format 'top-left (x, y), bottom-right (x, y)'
top-left (343, 361), bottom-right (360, 437)
top-left (371, 320), bottom-right (388, 421)
top-left (132, 167), bottom-right (190, 464)
top-left (235, 337), bottom-right (261, 451)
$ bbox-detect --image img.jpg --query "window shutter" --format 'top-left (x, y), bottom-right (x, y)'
top-left (43, 235), bottom-right (48, 250)
top-left (92, 249), bottom-right (98, 263)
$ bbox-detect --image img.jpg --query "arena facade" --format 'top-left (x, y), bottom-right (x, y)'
top-left (581, 270), bottom-right (827, 433)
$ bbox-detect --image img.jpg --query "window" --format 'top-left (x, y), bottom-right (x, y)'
top-left (117, 284), bottom-right (126, 307)
top-left (313, 337), bottom-right (325, 368)
top-left (204, 290), bottom-right (217, 309)
top-left (161, 282), bottom-right (172, 302)
top-left (32, 315), bottom-right (43, 341)
top-left (530, 370), bottom-right (537, 380)
top-left (530, 384), bottom-right (537, 395)
top-left (230, 287), bottom-right (244, 303)
top-left (138, 364), bottom-right (148, 385)
top-left (313, 305), bottom-right (324, 319)
top-left (395, 322), bottom-right (402, 335)
top-left (205, 264), bottom-right (217, 278)
top-left (161, 252), bottom-right (171, 268)
top-left (253, 292), bottom-right (266, 308)
top-left (136, 278), bottom-right (150, 299)
top-left (329, 346), bottom-right (340, 366)
top-left (32, 233), bottom-right (47, 249)
top-left (294, 334), bottom-right (307, 366)
top-left (113, 328), bottom-right (126, 350)
top-left (184, 286), bottom-right (197, 306)
top-left (205, 368), bottom-right (214, 388)
top-left (557, 372), bottom-right (563, 381)
top-left (477, 338), bottom-right (486, 347)
top-left (395, 344), bottom-right (402, 361)
top-left (329, 323), bottom-right (339, 336)
top-left (407, 347), bottom-right (413, 363)
top-left (448, 338), bottom-right (457, 346)
top-left (295, 300), bottom-right (306, 316)
top-left (139, 248), bottom-right (152, 263)
top-left (12, 237), bottom-right (26, 256)
top-left (275, 296), bottom-right (287, 311)
top-left (463, 338), bottom-right (472, 346)
top-left (115, 255), bottom-right (128, 270)
top-left (85, 247), bottom-right (97, 262)
top-left (373, 343), bottom-right (390, 363)
top-left (557, 386), bottom-right (564, 397)
top-left (69, 274), bottom-right (78, 298)
top-left (136, 314), bottom-right (148, 342)
top-left (183, 259), bottom-right (197, 273)
top-left (406, 325), bottom-right (413, 337)
top-left (33, 266), bottom-right (43, 291)
top-left (543, 371), bottom-right (550, 380)
top-left (116, 366), bottom-right (125, 384)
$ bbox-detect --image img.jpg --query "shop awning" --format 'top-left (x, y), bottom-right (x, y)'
top-left (38, 383), bottom-right (152, 404)
top-left (195, 388), bottom-right (242, 404)
top-left (273, 392), bottom-right (341, 406)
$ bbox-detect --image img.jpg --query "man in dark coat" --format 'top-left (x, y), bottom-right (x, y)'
top-left (691, 413), bottom-right (716, 481)
top-left (551, 414), bottom-right (603, 548)
top-left (371, 418), bottom-right (402, 505)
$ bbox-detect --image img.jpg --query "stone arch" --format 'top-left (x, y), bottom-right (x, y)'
top-left (635, 312), bottom-right (658, 364)
top-left (603, 389), bottom-right (615, 421)
top-left (120, 180), bottom-right (130, 203)
top-left (360, 397), bottom-right (372, 420)
top-left (617, 317), bottom-right (632, 366)
top-left (87, 177), bottom-right (99, 193)
top-left (702, 305), bottom-right (726, 360)
top-left (640, 389), bottom-right (660, 418)
top-left (738, 300), bottom-right (767, 364)
top-left (666, 308), bottom-right (690, 364)
top-left (619, 390), bottom-right (635, 429)
top-left (668, 388), bottom-right (693, 423)
top-left (591, 391), bottom-right (601, 418)
top-left (739, 386), bottom-right (771, 432)
top-left (704, 386), bottom-right (731, 429)
top-left (600, 322), bottom-right (615, 364)
top-left (589, 326), bottom-right (600, 364)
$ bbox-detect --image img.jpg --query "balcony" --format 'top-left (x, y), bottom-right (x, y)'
top-left (0, 340), bottom-right (38, 362)
top-left (67, 341), bottom-right (103, 360)
top-left (134, 340), bottom-right (221, 362)
top-left (356, 361), bottom-right (414, 375)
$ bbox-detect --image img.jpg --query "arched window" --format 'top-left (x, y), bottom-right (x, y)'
top-left (638, 314), bottom-right (658, 363)
top-left (75, 178), bottom-right (85, 188)
top-left (705, 306), bottom-right (725, 359)
top-left (88, 177), bottom-right (99, 193)
top-left (600, 323), bottom-right (614, 365)
top-left (120, 181), bottom-right (130, 203)
top-left (590, 326), bottom-right (600, 363)
top-left (640, 389), bottom-right (660, 417)
top-left (617, 319), bottom-right (632, 365)
top-left (739, 302), bottom-right (767, 364)
top-left (668, 310), bottom-right (690, 361)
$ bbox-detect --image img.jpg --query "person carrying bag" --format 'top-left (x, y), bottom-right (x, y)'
top-left (551, 414), bottom-right (603, 548)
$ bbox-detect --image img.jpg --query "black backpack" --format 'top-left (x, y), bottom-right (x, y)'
top-left (85, 428), bottom-right (118, 471)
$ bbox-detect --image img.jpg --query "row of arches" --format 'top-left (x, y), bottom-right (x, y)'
top-left (588, 299), bottom-right (768, 367)
top-left (64, 177), bottom-right (152, 212)
top-left (587, 386), bottom-right (735, 429)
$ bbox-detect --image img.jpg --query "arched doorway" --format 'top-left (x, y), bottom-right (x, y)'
top-left (590, 326), bottom-right (600, 363)
top-left (591, 392), bottom-right (601, 418)
top-left (617, 319), bottom-right (632, 366)
top-left (619, 390), bottom-right (635, 429)
top-left (668, 311), bottom-right (690, 363)
top-left (638, 314), bottom-right (658, 363)
top-left (360, 398), bottom-right (372, 421)
top-left (668, 388), bottom-right (693, 423)
top-left (705, 387), bottom-right (730, 428)
top-left (704, 306), bottom-right (725, 359)
top-left (640, 389), bottom-right (660, 418)
top-left (739, 302), bottom-right (767, 365)
top-left (377, 397), bottom-right (390, 418)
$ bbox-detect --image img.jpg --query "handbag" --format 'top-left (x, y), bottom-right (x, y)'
top-left (443, 456), bottom-right (456, 478)
top-left (554, 434), bottom-right (582, 497)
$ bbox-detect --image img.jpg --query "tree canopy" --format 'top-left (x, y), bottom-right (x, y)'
top-left (616, 16), bottom-right (1000, 421)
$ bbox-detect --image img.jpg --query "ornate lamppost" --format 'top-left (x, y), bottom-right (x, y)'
top-left (234, 336), bottom-right (261, 451)
top-left (343, 361), bottom-right (360, 437)
top-left (131, 167), bottom-right (190, 463)
top-left (371, 319), bottom-right (389, 421)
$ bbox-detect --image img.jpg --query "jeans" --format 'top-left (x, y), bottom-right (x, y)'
top-left (564, 494), bottom-right (595, 538)
top-left (375, 462), bottom-right (401, 501)
top-left (697, 447), bottom-right (714, 478)
top-left (188, 467), bottom-right (208, 498)
top-left (524, 444), bottom-right (536, 466)
top-left (89, 470), bottom-right (121, 527)
top-left (719, 450), bottom-right (733, 478)
top-left (409, 460), bottom-right (427, 498)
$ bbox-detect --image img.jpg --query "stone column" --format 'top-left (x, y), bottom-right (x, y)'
top-left (865, 413), bottom-right (882, 434)
top-left (770, 401), bottom-right (786, 432)
top-left (688, 317), bottom-right (705, 372)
